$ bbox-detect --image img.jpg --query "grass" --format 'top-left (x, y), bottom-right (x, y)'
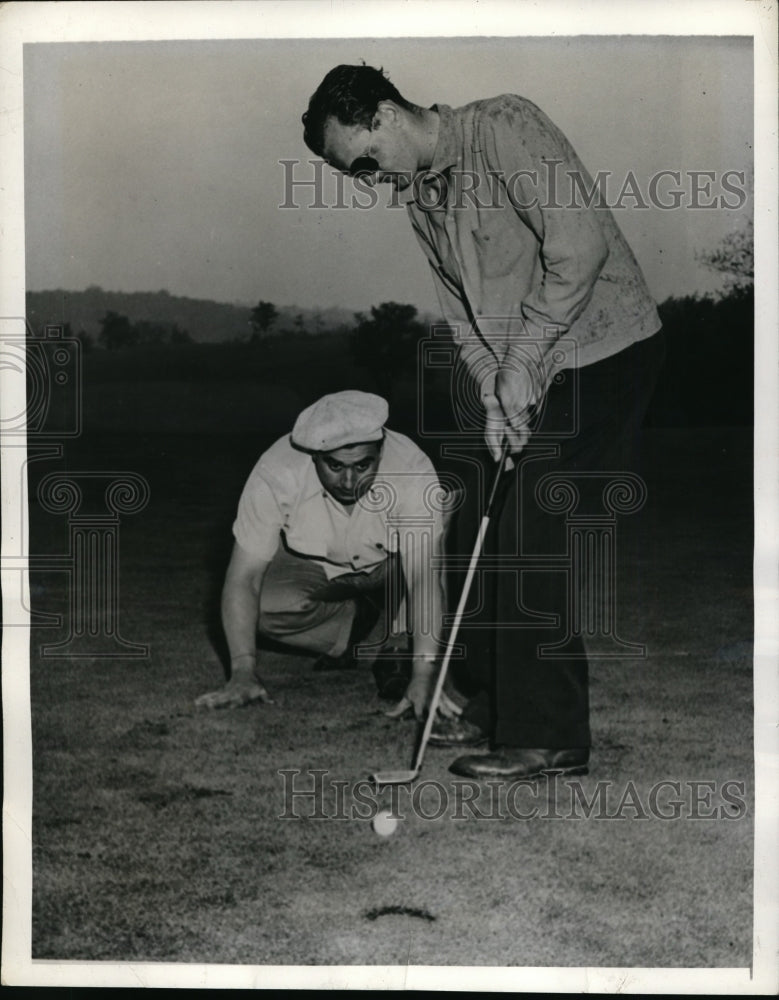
top-left (27, 426), bottom-right (754, 967)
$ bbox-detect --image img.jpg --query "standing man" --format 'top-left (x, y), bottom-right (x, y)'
top-left (196, 390), bottom-right (457, 720)
top-left (302, 66), bottom-right (665, 779)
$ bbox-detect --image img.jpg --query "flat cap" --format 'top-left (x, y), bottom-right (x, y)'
top-left (291, 390), bottom-right (389, 452)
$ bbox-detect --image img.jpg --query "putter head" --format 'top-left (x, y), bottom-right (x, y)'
top-left (370, 768), bottom-right (419, 788)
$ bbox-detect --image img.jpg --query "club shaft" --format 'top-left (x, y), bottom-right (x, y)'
top-left (412, 514), bottom-right (491, 772)
top-left (412, 443), bottom-right (510, 773)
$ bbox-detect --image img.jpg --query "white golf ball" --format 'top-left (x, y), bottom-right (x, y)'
top-left (372, 809), bottom-right (398, 837)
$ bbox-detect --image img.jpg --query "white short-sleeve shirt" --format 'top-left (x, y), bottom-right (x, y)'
top-left (233, 430), bottom-right (445, 579)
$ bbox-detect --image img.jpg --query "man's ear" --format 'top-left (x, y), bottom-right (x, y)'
top-left (373, 101), bottom-right (400, 129)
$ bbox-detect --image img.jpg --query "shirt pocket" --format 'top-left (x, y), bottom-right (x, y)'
top-left (283, 524), bottom-right (330, 561)
top-left (471, 212), bottom-right (533, 280)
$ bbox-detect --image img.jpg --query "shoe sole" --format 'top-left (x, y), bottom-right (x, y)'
top-left (449, 762), bottom-right (589, 779)
top-left (429, 736), bottom-right (489, 748)
top-left (514, 764), bottom-right (591, 779)
top-left (544, 764), bottom-right (589, 777)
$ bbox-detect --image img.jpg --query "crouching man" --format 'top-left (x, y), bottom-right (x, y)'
top-left (195, 390), bottom-right (460, 720)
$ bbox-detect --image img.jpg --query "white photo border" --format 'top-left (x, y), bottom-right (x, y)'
top-left (2, 0), bottom-right (777, 992)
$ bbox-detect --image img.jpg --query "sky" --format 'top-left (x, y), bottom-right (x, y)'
top-left (23, 33), bottom-right (753, 313)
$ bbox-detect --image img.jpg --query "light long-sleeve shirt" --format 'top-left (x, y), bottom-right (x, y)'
top-left (407, 96), bottom-right (662, 402)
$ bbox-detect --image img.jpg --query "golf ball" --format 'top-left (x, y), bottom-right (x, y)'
top-left (372, 809), bottom-right (398, 837)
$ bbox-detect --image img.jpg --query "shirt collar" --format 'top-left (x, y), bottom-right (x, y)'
top-left (300, 457), bottom-right (326, 503)
top-left (405, 104), bottom-right (458, 211)
top-left (427, 104), bottom-right (459, 174)
top-left (298, 470), bottom-right (350, 517)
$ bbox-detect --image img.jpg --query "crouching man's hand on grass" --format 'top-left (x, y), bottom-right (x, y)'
top-left (384, 661), bottom-right (462, 721)
top-left (195, 655), bottom-right (274, 710)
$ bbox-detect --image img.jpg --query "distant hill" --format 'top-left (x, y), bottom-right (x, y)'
top-left (25, 287), bottom-right (361, 343)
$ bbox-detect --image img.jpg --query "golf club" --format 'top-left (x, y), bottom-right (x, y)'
top-left (370, 440), bottom-right (511, 787)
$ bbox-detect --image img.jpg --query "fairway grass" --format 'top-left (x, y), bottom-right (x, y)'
top-left (28, 428), bottom-right (754, 967)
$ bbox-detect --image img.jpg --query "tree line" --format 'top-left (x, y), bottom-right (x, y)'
top-left (81, 300), bottom-right (333, 348)
top-left (33, 226), bottom-right (754, 426)
top-left (68, 288), bottom-right (753, 427)
top-left (96, 311), bottom-right (193, 350)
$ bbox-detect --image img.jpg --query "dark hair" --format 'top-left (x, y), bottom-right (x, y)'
top-left (302, 64), bottom-right (414, 156)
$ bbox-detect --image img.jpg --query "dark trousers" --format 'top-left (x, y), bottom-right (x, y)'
top-left (450, 331), bottom-right (666, 747)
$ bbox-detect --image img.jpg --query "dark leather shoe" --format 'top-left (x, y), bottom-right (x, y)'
top-left (429, 716), bottom-right (488, 747)
top-left (313, 649), bottom-right (359, 671)
top-left (372, 657), bottom-right (412, 702)
top-left (449, 747), bottom-right (589, 779)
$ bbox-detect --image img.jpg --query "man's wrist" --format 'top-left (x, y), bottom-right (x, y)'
top-left (229, 653), bottom-right (256, 680)
top-left (411, 655), bottom-right (437, 676)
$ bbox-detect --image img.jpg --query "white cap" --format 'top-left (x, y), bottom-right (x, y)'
top-left (291, 390), bottom-right (388, 452)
